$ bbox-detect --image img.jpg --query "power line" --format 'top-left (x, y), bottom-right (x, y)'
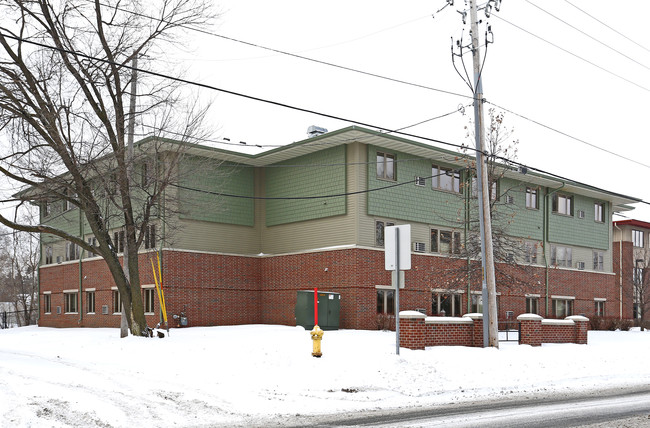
top-left (86, 0), bottom-right (472, 101)
top-left (486, 100), bottom-right (650, 171)
top-left (1, 30), bottom-right (647, 207)
top-left (140, 104), bottom-right (469, 152)
top-left (172, 171), bottom-right (455, 200)
top-left (563, 0), bottom-right (650, 55)
top-left (492, 14), bottom-right (650, 93)
top-left (0, 30), bottom-right (477, 157)
top-left (525, 0), bottom-right (650, 72)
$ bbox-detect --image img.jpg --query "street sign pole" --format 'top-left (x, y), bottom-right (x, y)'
top-left (395, 227), bottom-right (400, 355)
top-left (385, 225), bottom-right (411, 356)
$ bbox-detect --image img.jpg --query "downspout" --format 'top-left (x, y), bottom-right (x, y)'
top-left (614, 222), bottom-right (623, 320)
top-left (78, 207), bottom-right (84, 325)
top-left (544, 182), bottom-right (565, 317)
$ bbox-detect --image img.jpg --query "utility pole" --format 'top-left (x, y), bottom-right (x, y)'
top-left (469, 0), bottom-right (499, 347)
top-left (120, 55), bottom-right (138, 338)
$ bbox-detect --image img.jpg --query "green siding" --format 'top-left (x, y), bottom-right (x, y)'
top-left (548, 193), bottom-right (609, 250)
top-left (178, 156), bottom-right (254, 226)
top-left (497, 178), bottom-right (545, 241)
top-left (366, 145), bottom-right (465, 228)
top-left (265, 145), bottom-right (346, 227)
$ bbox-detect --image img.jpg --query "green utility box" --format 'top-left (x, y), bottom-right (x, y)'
top-left (295, 290), bottom-right (341, 330)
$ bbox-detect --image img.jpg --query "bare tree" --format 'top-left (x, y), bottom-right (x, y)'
top-left (0, 0), bottom-right (214, 336)
top-left (434, 109), bottom-right (544, 304)
top-left (0, 224), bottom-right (39, 326)
top-left (630, 249), bottom-right (650, 330)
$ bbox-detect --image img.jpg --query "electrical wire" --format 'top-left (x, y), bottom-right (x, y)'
top-left (486, 100), bottom-right (650, 171)
top-left (171, 170), bottom-right (455, 200)
top-left (83, 0), bottom-right (472, 101)
top-left (492, 14), bottom-right (650, 93)
top-left (139, 104), bottom-right (470, 152)
top-left (563, 0), bottom-right (650, 55)
top-left (0, 29), bottom-right (475, 155)
top-left (525, 0), bottom-right (650, 72)
top-left (1, 31), bottom-right (648, 206)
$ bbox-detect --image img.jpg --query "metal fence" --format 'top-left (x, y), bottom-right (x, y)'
top-left (498, 320), bottom-right (520, 343)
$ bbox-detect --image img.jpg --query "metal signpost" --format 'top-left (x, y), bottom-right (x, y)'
top-left (385, 225), bottom-right (411, 355)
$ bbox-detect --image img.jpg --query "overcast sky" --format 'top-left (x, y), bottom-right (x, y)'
top-left (162, 0), bottom-right (650, 220)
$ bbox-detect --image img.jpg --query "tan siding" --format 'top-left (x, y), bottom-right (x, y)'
top-left (260, 143), bottom-right (363, 254)
top-left (175, 219), bottom-right (259, 254)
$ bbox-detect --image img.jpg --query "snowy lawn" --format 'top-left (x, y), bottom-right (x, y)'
top-left (1, 325), bottom-right (649, 427)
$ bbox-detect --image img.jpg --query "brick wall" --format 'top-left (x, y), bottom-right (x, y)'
top-left (39, 246), bottom-right (610, 331)
top-left (400, 312), bottom-right (589, 349)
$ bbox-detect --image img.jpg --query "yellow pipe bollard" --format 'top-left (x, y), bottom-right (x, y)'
top-left (311, 325), bottom-right (324, 358)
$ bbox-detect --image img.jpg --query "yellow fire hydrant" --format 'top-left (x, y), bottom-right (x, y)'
top-left (311, 325), bottom-right (324, 358)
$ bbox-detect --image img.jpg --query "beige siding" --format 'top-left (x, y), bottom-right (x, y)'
top-left (259, 143), bottom-right (363, 254)
top-left (175, 219), bottom-right (259, 254)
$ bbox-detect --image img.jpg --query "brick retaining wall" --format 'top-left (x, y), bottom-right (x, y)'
top-left (399, 311), bottom-right (589, 349)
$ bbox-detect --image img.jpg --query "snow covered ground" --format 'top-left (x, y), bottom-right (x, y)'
top-left (1, 325), bottom-right (649, 427)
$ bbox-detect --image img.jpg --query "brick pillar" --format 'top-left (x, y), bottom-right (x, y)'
top-left (567, 315), bottom-right (589, 344)
top-left (464, 313), bottom-right (484, 347)
top-left (518, 314), bottom-right (543, 346)
top-left (399, 311), bottom-right (427, 350)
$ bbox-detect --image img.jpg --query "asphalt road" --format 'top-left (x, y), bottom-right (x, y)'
top-left (278, 387), bottom-right (650, 428)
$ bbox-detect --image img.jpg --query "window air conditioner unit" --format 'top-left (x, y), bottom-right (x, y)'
top-left (576, 261), bottom-right (585, 270)
top-left (413, 242), bottom-right (426, 253)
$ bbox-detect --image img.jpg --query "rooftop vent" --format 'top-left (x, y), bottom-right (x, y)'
top-left (307, 125), bottom-right (328, 138)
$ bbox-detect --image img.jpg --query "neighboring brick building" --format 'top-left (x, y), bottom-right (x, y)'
top-left (613, 219), bottom-right (650, 322)
top-left (37, 126), bottom-right (641, 329)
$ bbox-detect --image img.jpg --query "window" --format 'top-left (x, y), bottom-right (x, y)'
top-left (551, 245), bottom-right (572, 267)
top-left (524, 242), bottom-right (538, 264)
top-left (86, 291), bottom-right (95, 314)
top-left (552, 297), bottom-right (574, 318)
top-left (114, 230), bottom-right (125, 253)
top-left (64, 292), bottom-right (78, 313)
top-left (376, 152), bottom-right (395, 181)
top-left (87, 237), bottom-right (97, 258)
top-left (45, 246), bottom-right (53, 264)
top-left (432, 165), bottom-right (460, 193)
top-left (65, 242), bottom-right (79, 261)
top-left (431, 229), bottom-right (461, 254)
top-left (414, 176), bottom-right (426, 186)
top-left (471, 294), bottom-right (483, 313)
top-left (144, 224), bottom-right (156, 250)
top-left (143, 288), bottom-right (155, 314)
top-left (112, 290), bottom-right (122, 314)
top-left (525, 187), bottom-right (539, 209)
top-left (375, 220), bottom-right (394, 247)
top-left (377, 289), bottom-right (395, 315)
top-left (634, 266), bottom-right (644, 285)
top-left (594, 202), bottom-right (605, 223)
top-left (552, 194), bottom-right (573, 216)
top-left (471, 178), bottom-right (498, 201)
top-left (595, 300), bottom-right (605, 317)
top-left (633, 230), bottom-right (644, 248)
top-left (592, 251), bottom-right (604, 271)
top-left (526, 296), bottom-right (539, 314)
top-left (43, 293), bottom-right (51, 314)
top-left (141, 161), bottom-right (152, 187)
top-left (42, 201), bottom-right (50, 218)
top-left (432, 292), bottom-right (462, 316)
